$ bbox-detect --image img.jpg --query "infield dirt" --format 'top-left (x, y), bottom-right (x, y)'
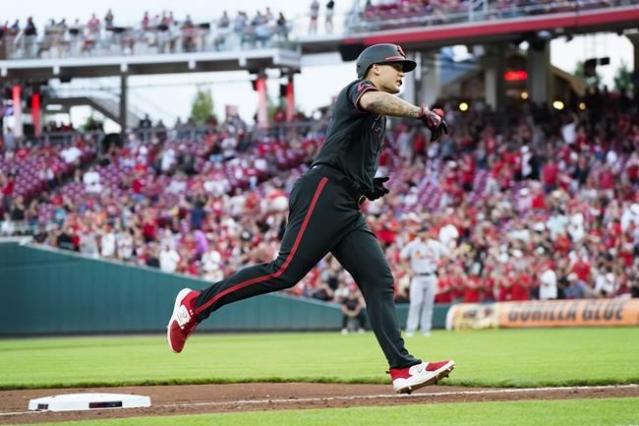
top-left (1, 383), bottom-right (638, 424)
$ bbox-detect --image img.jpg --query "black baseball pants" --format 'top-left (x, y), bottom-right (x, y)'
top-left (193, 166), bottom-right (420, 369)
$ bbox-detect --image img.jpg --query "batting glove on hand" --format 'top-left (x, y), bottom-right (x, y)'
top-left (366, 176), bottom-right (390, 201)
top-left (418, 106), bottom-right (448, 142)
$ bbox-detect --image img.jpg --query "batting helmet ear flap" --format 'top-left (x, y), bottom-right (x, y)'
top-left (356, 43), bottom-right (416, 78)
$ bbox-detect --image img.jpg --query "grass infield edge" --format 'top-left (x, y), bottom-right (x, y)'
top-left (2, 376), bottom-right (639, 391)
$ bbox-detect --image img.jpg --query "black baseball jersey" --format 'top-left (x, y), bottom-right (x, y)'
top-left (191, 79), bottom-right (422, 371)
top-left (312, 79), bottom-right (386, 194)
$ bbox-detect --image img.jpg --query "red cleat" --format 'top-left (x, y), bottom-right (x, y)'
top-left (166, 288), bottom-right (200, 353)
top-left (389, 360), bottom-right (455, 394)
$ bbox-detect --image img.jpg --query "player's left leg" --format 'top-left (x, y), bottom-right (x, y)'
top-left (331, 220), bottom-right (419, 369)
top-left (332, 220), bottom-right (454, 393)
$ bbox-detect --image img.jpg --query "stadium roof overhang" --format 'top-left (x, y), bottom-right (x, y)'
top-left (0, 48), bottom-right (301, 81)
top-left (301, 4), bottom-right (639, 54)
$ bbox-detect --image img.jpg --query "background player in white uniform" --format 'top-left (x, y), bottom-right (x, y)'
top-left (400, 226), bottom-right (450, 336)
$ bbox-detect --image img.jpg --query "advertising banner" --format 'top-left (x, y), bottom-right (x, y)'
top-left (446, 299), bottom-right (639, 330)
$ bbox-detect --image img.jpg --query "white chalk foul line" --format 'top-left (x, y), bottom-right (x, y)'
top-left (157, 384), bottom-right (639, 409)
top-left (1, 384), bottom-right (637, 417)
top-left (0, 410), bottom-right (47, 417)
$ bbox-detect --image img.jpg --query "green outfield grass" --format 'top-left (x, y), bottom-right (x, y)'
top-left (20, 397), bottom-right (639, 426)
top-left (1, 328), bottom-right (638, 389)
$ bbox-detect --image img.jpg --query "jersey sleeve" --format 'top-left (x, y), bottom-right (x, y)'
top-left (347, 79), bottom-right (378, 113)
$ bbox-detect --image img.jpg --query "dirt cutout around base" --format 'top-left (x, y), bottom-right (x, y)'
top-left (1, 383), bottom-right (638, 424)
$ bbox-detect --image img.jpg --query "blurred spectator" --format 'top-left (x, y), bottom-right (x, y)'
top-left (24, 17), bottom-right (37, 56)
top-left (202, 246), bottom-right (224, 282)
top-left (325, 0), bottom-right (335, 33)
top-left (276, 13), bottom-right (288, 41)
top-left (308, 0), bottom-right (320, 34)
top-left (340, 285), bottom-right (366, 334)
top-left (311, 279), bottom-right (334, 301)
top-left (85, 13), bottom-right (101, 52)
top-left (56, 225), bottom-right (77, 251)
top-left (100, 223), bottom-right (117, 259)
top-left (116, 227), bottom-right (134, 261)
top-left (538, 267), bottom-right (558, 300)
top-left (594, 266), bottom-right (617, 298)
top-left (159, 243), bottom-right (180, 273)
top-left (79, 224), bottom-right (99, 257)
top-left (83, 166), bottom-right (103, 193)
top-left (105, 9), bottom-right (114, 30)
top-left (561, 273), bottom-right (593, 299)
top-left (3, 128), bottom-right (15, 152)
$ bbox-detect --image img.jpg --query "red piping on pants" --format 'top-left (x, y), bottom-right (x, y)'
top-left (194, 177), bottom-right (329, 315)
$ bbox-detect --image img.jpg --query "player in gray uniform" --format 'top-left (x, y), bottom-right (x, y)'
top-left (401, 227), bottom-right (450, 336)
top-left (167, 43), bottom-right (455, 394)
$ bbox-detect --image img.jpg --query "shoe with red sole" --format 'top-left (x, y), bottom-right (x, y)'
top-left (166, 288), bottom-right (200, 353)
top-left (390, 360), bottom-right (455, 394)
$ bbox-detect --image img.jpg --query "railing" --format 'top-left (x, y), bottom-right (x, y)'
top-left (13, 129), bottom-right (104, 147)
top-left (0, 21), bottom-right (297, 60)
top-left (130, 120), bottom-right (329, 145)
top-left (4, 120), bottom-right (329, 149)
top-left (2, 0), bottom-right (633, 61)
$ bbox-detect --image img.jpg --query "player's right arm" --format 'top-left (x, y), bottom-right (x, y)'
top-left (349, 80), bottom-right (426, 119)
top-left (359, 90), bottom-right (446, 137)
top-left (358, 90), bottom-right (422, 118)
top-left (347, 80), bottom-right (447, 139)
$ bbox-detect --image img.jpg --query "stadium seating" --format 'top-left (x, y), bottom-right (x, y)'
top-left (2, 91), bottom-right (638, 303)
top-left (354, 0), bottom-right (629, 32)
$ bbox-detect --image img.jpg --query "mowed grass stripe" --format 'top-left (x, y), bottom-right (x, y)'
top-left (21, 397), bottom-right (639, 426)
top-left (1, 328), bottom-right (638, 389)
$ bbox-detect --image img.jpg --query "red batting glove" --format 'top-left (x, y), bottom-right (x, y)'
top-left (418, 106), bottom-right (448, 142)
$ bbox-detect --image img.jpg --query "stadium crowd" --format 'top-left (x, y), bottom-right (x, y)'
top-left (4, 0), bottom-right (634, 59)
top-left (356, 0), bottom-right (637, 31)
top-left (0, 7), bottom-right (293, 59)
top-left (2, 90), bottom-right (639, 309)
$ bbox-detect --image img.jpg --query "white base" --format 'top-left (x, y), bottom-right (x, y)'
top-left (28, 393), bottom-right (151, 412)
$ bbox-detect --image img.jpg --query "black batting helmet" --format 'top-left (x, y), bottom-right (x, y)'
top-left (356, 43), bottom-right (416, 79)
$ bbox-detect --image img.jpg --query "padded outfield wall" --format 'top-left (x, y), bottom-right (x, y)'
top-left (0, 241), bottom-right (450, 335)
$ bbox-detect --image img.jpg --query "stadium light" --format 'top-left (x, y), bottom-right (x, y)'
top-left (552, 100), bottom-right (565, 110)
top-left (459, 102), bottom-right (469, 112)
top-left (578, 102), bottom-right (586, 111)
top-left (521, 91), bottom-right (529, 100)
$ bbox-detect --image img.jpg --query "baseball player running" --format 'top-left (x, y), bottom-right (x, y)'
top-left (401, 226), bottom-right (450, 336)
top-left (167, 43), bottom-right (455, 393)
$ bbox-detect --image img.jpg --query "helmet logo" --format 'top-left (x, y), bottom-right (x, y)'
top-left (396, 45), bottom-right (406, 58)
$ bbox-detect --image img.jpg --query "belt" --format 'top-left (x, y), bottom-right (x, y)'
top-left (311, 164), bottom-right (367, 207)
top-left (416, 272), bottom-right (435, 276)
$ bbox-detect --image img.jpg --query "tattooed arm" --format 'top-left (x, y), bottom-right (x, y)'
top-left (359, 90), bottom-right (447, 140)
top-left (358, 91), bottom-right (423, 118)
top-left (359, 91), bottom-right (448, 132)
